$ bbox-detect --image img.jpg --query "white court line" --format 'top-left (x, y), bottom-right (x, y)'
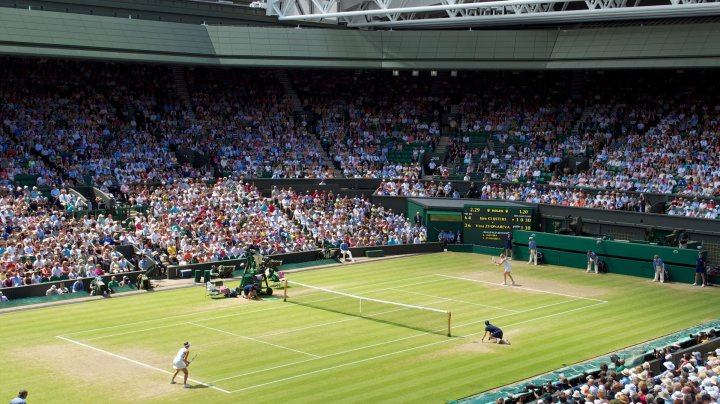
top-left (502, 301), bottom-right (606, 329)
top-left (258, 296), bottom-right (451, 338)
top-left (188, 322), bottom-right (321, 358)
top-left (56, 335), bottom-right (231, 394)
top-left (59, 300), bottom-right (282, 337)
top-left (453, 298), bottom-right (585, 331)
top-left (210, 297), bottom-right (596, 384)
top-left (387, 288), bottom-right (521, 313)
top-left (209, 330), bottom-right (434, 383)
top-left (80, 305), bottom-right (282, 342)
top-left (437, 274), bottom-right (608, 303)
top-left (332, 275), bottom-right (441, 293)
top-left (64, 276), bottom-right (442, 340)
top-left (227, 299), bottom-right (607, 393)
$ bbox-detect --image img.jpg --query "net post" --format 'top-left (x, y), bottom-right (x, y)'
top-left (283, 279), bottom-right (288, 302)
top-left (447, 312), bottom-right (452, 337)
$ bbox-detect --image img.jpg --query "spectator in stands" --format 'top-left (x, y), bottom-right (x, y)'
top-left (72, 279), bottom-right (84, 293)
top-left (445, 231), bottom-right (456, 244)
top-left (139, 255), bottom-right (152, 272)
top-left (45, 284), bottom-right (58, 296)
top-left (107, 276), bottom-right (120, 292)
top-left (120, 275), bottom-right (134, 288)
top-left (57, 283), bottom-right (69, 294)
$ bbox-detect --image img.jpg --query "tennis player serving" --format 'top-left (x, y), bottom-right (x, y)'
top-left (496, 253), bottom-right (516, 286)
top-left (170, 341), bottom-right (192, 388)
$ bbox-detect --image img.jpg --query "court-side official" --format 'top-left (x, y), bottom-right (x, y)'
top-left (586, 250), bottom-right (598, 274)
top-left (527, 237), bottom-right (538, 266)
top-left (504, 233), bottom-right (513, 260)
top-left (652, 254), bottom-right (665, 283)
top-left (693, 252), bottom-right (707, 287)
top-left (482, 320), bottom-right (510, 345)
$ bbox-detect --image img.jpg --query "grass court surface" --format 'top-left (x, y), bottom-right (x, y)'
top-left (2, 252), bottom-right (719, 403)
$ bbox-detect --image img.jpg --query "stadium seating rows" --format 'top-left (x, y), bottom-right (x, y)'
top-left (1, 57), bottom-right (719, 272)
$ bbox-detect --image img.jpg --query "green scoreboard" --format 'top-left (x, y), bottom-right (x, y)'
top-left (463, 205), bottom-right (536, 247)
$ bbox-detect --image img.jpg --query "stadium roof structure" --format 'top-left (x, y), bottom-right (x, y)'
top-left (267, 0), bottom-right (720, 29)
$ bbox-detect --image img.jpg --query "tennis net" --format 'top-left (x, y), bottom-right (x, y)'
top-left (283, 280), bottom-right (451, 336)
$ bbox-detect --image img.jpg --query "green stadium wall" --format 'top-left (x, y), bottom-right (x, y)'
top-left (510, 231), bottom-right (702, 283)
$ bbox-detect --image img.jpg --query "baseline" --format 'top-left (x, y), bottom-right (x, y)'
top-left (55, 335), bottom-right (230, 394)
top-left (437, 274), bottom-right (608, 303)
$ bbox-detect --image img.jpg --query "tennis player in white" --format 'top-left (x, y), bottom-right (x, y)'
top-left (496, 253), bottom-right (516, 286)
top-left (171, 341), bottom-right (191, 388)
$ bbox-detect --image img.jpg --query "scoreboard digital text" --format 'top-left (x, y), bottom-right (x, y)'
top-left (463, 205), bottom-right (536, 247)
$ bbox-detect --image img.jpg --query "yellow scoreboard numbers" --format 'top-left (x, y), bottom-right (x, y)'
top-left (463, 205), bottom-right (536, 247)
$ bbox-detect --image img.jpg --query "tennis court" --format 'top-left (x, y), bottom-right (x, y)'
top-left (57, 271), bottom-right (601, 394)
top-left (4, 252), bottom-right (719, 403)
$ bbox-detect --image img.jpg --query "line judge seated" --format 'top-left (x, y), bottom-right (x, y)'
top-left (339, 239), bottom-right (354, 263)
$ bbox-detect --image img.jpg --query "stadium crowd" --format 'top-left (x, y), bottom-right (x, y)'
top-left (0, 57), bottom-right (719, 285)
top-left (117, 178), bottom-right (427, 268)
top-left (499, 342), bottom-right (720, 404)
top-left (0, 58), bottom-right (196, 194)
top-left (448, 71), bottom-right (720, 207)
top-left (187, 69), bottom-right (334, 179)
top-left (0, 185), bottom-right (138, 288)
top-left (293, 71), bottom-right (443, 178)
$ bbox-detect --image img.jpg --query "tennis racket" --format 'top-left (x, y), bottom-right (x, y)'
top-left (188, 354), bottom-right (197, 366)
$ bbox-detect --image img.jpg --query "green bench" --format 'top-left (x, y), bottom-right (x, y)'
top-left (365, 250), bottom-right (385, 258)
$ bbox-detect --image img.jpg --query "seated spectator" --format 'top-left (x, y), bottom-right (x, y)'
top-left (138, 255), bottom-right (153, 272)
top-left (56, 283), bottom-right (69, 294)
top-left (93, 265), bottom-right (105, 276)
top-left (120, 275), bottom-right (134, 288)
top-left (45, 284), bottom-right (59, 296)
top-left (71, 278), bottom-right (84, 293)
top-left (107, 276), bottom-right (120, 291)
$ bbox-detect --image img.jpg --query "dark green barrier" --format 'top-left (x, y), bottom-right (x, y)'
top-left (447, 244), bottom-right (474, 253)
top-left (511, 231), bottom-right (701, 283)
top-left (513, 230), bottom-right (699, 266)
top-left (0, 271), bottom-right (144, 300)
top-left (472, 245), bottom-right (504, 256)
